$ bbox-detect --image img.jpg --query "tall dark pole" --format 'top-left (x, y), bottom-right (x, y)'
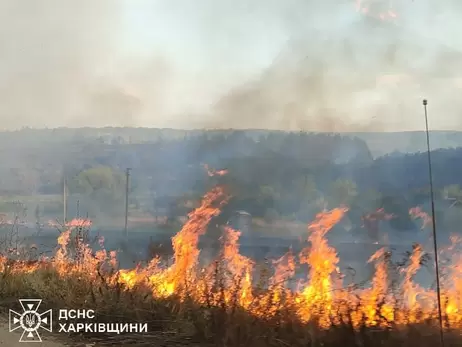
top-left (63, 175), bottom-right (67, 224)
top-left (124, 168), bottom-right (131, 237)
top-left (423, 99), bottom-right (445, 347)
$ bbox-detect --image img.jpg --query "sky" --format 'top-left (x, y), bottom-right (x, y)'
top-left (0, 0), bottom-right (461, 131)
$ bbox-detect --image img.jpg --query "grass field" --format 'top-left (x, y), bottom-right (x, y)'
top-left (0, 233), bottom-right (460, 347)
top-left (0, 188), bottom-right (460, 347)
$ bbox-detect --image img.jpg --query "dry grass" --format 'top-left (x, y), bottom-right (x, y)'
top-left (0, 219), bottom-right (460, 347)
top-left (0, 256), bottom-right (460, 347)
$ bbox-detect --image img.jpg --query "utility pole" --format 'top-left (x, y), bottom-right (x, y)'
top-left (63, 176), bottom-right (67, 224)
top-left (124, 168), bottom-right (131, 237)
top-left (422, 99), bottom-right (445, 347)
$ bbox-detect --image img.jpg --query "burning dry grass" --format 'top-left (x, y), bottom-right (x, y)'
top-left (0, 185), bottom-right (461, 346)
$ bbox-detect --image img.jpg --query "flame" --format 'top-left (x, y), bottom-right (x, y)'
top-left (117, 186), bottom-right (230, 298)
top-left (361, 208), bottom-right (393, 241)
top-left (296, 208), bottom-right (347, 327)
top-left (360, 248), bottom-right (394, 326)
top-left (271, 248), bottom-right (295, 288)
top-left (65, 218), bottom-right (92, 228)
top-left (409, 207), bottom-right (432, 229)
top-left (442, 236), bottom-right (462, 326)
top-left (1, 184), bottom-right (462, 331)
top-left (203, 164), bottom-right (228, 177)
top-left (355, 0), bottom-right (399, 22)
top-left (218, 226), bottom-right (254, 307)
top-left (399, 243), bottom-right (433, 323)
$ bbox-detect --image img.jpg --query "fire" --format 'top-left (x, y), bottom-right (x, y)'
top-left (399, 243), bottom-right (433, 323)
top-left (360, 248), bottom-right (394, 326)
top-left (355, 0), bottom-right (399, 21)
top-left (296, 208), bottom-right (347, 326)
top-left (218, 226), bottom-right (254, 307)
top-left (442, 236), bottom-right (462, 326)
top-left (65, 218), bottom-right (92, 228)
top-left (409, 207), bottom-right (432, 229)
top-left (1, 184), bottom-right (462, 331)
top-left (159, 186), bottom-right (230, 296)
top-left (115, 186), bottom-right (230, 298)
top-left (203, 164), bottom-right (228, 177)
top-left (271, 248), bottom-right (295, 288)
top-left (361, 208), bottom-right (393, 242)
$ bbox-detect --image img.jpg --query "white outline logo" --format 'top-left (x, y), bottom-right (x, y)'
top-left (9, 299), bottom-right (52, 342)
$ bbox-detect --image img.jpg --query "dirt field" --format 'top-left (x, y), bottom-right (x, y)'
top-left (0, 321), bottom-right (68, 347)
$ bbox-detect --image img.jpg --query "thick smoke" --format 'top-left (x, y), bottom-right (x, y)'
top-left (210, 1), bottom-right (462, 132)
top-left (0, 0), bottom-right (173, 128)
top-left (0, 1), bottom-right (132, 128)
top-left (0, 0), bottom-right (461, 130)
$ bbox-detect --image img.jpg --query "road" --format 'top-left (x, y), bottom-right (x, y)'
top-left (0, 319), bottom-right (74, 347)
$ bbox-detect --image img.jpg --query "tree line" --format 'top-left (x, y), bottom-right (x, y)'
top-left (1, 130), bottom-right (462, 231)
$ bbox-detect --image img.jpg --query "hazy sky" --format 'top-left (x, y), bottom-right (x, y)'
top-left (0, 0), bottom-right (461, 131)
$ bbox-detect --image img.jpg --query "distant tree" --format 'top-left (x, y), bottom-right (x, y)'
top-left (346, 188), bottom-right (382, 226)
top-left (442, 184), bottom-right (462, 208)
top-left (379, 195), bottom-right (415, 231)
top-left (67, 166), bottom-right (125, 201)
top-left (258, 185), bottom-right (279, 207)
top-left (293, 175), bottom-right (318, 200)
top-left (328, 179), bottom-right (358, 207)
top-left (264, 208), bottom-right (279, 223)
top-left (352, 188), bottom-right (382, 211)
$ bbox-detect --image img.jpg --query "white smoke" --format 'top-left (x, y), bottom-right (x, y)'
top-left (0, 0), bottom-right (461, 130)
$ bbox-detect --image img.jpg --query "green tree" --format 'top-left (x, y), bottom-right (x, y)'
top-left (328, 179), bottom-right (358, 207)
top-left (380, 195), bottom-right (414, 230)
top-left (293, 174), bottom-right (318, 201)
top-left (354, 188), bottom-right (382, 211)
top-left (258, 185), bottom-right (280, 204)
top-left (68, 166), bottom-right (125, 201)
top-left (294, 175), bottom-right (319, 219)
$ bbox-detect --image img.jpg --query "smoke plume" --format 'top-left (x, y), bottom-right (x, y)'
top-left (0, 0), bottom-right (461, 131)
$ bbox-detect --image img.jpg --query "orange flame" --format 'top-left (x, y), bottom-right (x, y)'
top-left (409, 207), bottom-right (432, 230)
top-left (203, 164), bottom-right (228, 177)
top-left (1, 185), bottom-right (462, 331)
top-left (355, 0), bottom-right (399, 22)
top-left (65, 218), bottom-right (92, 228)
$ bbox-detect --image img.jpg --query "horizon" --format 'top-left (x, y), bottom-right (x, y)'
top-left (4, 126), bottom-right (462, 134)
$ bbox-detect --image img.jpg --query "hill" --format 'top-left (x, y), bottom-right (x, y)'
top-left (1, 127), bottom-right (462, 233)
top-left (348, 131), bottom-right (462, 157)
top-left (5, 127), bottom-right (462, 157)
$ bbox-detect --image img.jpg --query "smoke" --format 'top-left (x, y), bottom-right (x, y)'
top-left (0, 0), bottom-right (175, 129)
top-left (0, 1), bottom-right (124, 128)
top-left (0, 0), bottom-right (461, 130)
top-left (210, 1), bottom-right (462, 132)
